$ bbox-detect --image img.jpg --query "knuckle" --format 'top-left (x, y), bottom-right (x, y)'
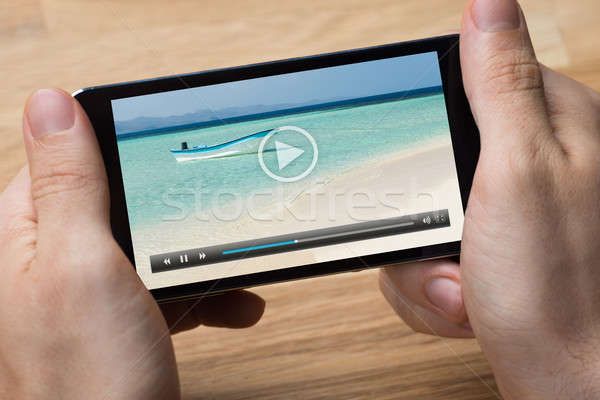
top-left (484, 49), bottom-right (544, 96)
top-left (30, 160), bottom-right (106, 203)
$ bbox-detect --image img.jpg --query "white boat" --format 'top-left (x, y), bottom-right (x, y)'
top-left (169, 129), bottom-right (274, 162)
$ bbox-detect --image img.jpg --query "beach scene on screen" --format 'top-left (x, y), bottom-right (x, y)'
top-left (112, 51), bottom-right (465, 289)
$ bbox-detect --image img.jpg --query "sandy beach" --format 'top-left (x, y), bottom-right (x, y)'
top-left (134, 136), bottom-right (464, 289)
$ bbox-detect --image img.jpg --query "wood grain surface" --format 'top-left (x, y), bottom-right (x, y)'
top-left (1, 1), bottom-right (598, 398)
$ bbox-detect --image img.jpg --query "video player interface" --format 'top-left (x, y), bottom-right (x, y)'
top-left (112, 51), bottom-right (464, 290)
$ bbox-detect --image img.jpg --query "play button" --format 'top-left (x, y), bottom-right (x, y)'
top-left (275, 140), bottom-right (305, 170)
top-left (258, 126), bottom-right (318, 183)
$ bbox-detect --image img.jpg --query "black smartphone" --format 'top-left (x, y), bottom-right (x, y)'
top-left (74, 34), bottom-right (479, 303)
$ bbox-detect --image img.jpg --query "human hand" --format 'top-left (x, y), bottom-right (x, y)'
top-left (380, 0), bottom-right (600, 398)
top-left (0, 89), bottom-right (265, 399)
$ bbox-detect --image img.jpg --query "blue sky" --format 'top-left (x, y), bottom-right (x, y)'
top-left (112, 51), bottom-right (442, 126)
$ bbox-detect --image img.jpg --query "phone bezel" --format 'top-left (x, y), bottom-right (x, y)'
top-left (74, 34), bottom-right (479, 303)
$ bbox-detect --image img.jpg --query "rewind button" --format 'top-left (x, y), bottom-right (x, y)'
top-left (149, 247), bottom-right (215, 272)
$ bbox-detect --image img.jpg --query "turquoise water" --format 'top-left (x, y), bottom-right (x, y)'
top-left (117, 93), bottom-right (451, 231)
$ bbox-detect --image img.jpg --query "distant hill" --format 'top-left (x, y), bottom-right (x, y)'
top-left (115, 86), bottom-right (442, 139)
top-left (114, 103), bottom-right (297, 136)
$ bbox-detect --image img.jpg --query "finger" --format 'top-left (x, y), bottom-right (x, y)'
top-left (22, 89), bottom-right (110, 247)
top-left (460, 0), bottom-right (555, 153)
top-left (381, 259), bottom-right (473, 338)
top-left (160, 290), bottom-right (266, 334)
top-left (379, 271), bottom-right (473, 338)
top-left (0, 165), bottom-right (37, 255)
top-left (379, 270), bottom-right (474, 338)
top-left (540, 65), bottom-right (600, 154)
top-left (382, 259), bottom-right (468, 323)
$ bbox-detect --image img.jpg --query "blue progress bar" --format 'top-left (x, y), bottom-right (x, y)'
top-left (222, 240), bottom-right (297, 255)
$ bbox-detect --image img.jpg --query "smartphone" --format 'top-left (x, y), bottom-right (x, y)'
top-left (74, 34), bottom-right (479, 303)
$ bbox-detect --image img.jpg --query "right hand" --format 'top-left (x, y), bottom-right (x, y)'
top-left (380, 0), bottom-right (600, 398)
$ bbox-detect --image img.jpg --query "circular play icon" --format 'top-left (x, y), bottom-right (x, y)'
top-left (258, 126), bottom-right (318, 183)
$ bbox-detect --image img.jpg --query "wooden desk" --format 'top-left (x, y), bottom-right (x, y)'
top-left (2, 1), bottom-right (598, 398)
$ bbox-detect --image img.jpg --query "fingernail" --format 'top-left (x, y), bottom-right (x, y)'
top-left (472, 0), bottom-right (521, 32)
top-left (26, 89), bottom-right (75, 138)
top-left (425, 277), bottom-right (463, 317)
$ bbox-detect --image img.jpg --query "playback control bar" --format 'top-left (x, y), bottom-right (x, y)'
top-left (150, 209), bottom-right (450, 273)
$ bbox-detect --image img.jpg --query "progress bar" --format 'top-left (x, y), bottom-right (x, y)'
top-left (150, 209), bottom-right (450, 273)
top-left (222, 240), bottom-right (298, 255)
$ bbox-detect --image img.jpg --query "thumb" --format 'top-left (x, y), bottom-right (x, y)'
top-left (460, 0), bottom-right (554, 153)
top-left (23, 88), bottom-right (111, 246)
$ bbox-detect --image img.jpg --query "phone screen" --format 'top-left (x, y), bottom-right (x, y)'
top-left (110, 51), bottom-right (464, 290)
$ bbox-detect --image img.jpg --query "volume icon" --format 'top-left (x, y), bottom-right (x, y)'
top-left (199, 252), bottom-right (207, 261)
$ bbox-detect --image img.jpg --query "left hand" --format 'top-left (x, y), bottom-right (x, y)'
top-left (0, 88), bottom-right (265, 399)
